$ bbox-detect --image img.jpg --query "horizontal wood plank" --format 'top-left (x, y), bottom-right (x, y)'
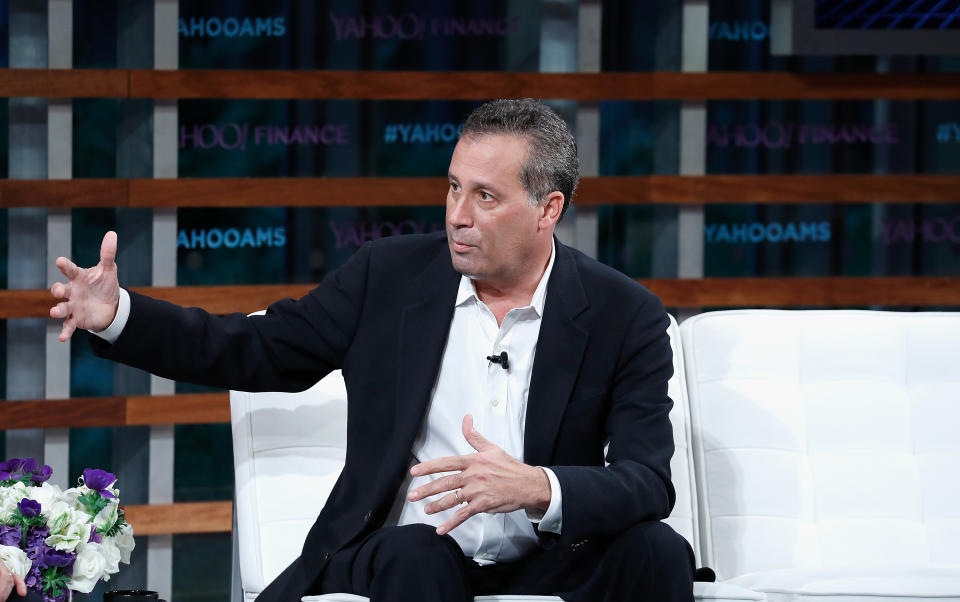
top-left (125, 393), bottom-right (231, 425)
top-left (4, 279), bottom-right (958, 322)
top-left (643, 277), bottom-right (960, 308)
top-left (0, 68), bottom-right (128, 98)
top-left (4, 69), bottom-right (960, 100)
top-left (0, 397), bottom-right (127, 429)
top-left (0, 394), bottom-right (229, 429)
top-left (4, 176), bottom-right (960, 209)
top-left (122, 502), bottom-right (233, 536)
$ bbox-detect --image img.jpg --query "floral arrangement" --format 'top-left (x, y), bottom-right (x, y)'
top-left (0, 459), bottom-right (135, 602)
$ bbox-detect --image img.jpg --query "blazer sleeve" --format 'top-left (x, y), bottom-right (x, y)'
top-left (546, 293), bottom-right (675, 545)
top-left (89, 242), bottom-right (373, 393)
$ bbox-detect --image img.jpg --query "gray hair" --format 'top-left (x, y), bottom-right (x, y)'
top-left (461, 99), bottom-right (579, 221)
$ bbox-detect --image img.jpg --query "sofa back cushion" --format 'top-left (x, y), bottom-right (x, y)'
top-left (680, 310), bottom-right (960, 580)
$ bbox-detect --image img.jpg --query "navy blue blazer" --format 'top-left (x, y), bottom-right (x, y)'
top-left (92, 232), bottom-right (675, 602)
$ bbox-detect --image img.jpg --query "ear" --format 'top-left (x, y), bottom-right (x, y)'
top-left (538, 191), bottom-right (564, 230)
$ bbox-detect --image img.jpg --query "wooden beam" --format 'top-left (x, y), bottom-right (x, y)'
top-left (0, 393), bottom-right (230, 429)
top-left (128, 177), bottom-right (444, 208)
top-left (131, 285), bottom-right (315, 316)
top-left (125, 393), bottom-right (231, 426)
top-left (644, 277), bottom-right (960, 308)
top-left (0, 68), bottom-right (128, 98)
top-left (4, 176), bottom-right (960, 209)
top-left (2, 69), bottom-right (960, 100)
top-left (5, 278), bottom-right (958, 322)
top-left (123, 502), bottom-right (233, 535)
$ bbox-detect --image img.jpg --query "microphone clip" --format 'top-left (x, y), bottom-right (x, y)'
top-left (486, 351), bottom-right (509, 370)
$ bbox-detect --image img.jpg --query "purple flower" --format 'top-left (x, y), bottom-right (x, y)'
top-left (21, 458), bottom-right (38, 473)
top-left (0, 458), bottom-right (24, 473)
top-left (0, 525), bottom-right (20, 546)
top-left (24, 565), bottom-right (40, 589)
top-left (39, 548), bottom-right (74, 569)
top-left (26, 526), bottom-right (50, 551)
top-left (18, 498), bottom-right (42, 518)
top-left (30, 465), bottom-right (53, 485)
top-left (88, 529), bottom-right (102, 544)
top-left (82, 468), bottom-right (117, 498)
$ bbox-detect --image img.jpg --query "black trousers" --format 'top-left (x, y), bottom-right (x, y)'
top-left (316, 522), bottom-right (695, 602)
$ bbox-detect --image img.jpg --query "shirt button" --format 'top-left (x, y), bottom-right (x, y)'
top-left (491, 399), bottom-right (500, 408)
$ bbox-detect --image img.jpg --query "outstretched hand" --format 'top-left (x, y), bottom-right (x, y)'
top-left (408, 414), bottom-right (552, 536)
top-left (0, 559), bottom-right (27, 602)
top-left (49, 231), bottom-right (121, 342)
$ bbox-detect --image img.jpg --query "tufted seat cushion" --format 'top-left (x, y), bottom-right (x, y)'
top-left (680, 310), bottom-right (960, 601)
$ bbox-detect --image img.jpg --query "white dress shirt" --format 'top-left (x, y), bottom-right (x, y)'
top-left (94, 241), bottom-right (563, 565)
top-left (386, 240), bottom-right (562, 564)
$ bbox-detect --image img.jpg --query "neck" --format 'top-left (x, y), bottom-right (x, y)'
top-left (474, 238), bottom-right (553, 322)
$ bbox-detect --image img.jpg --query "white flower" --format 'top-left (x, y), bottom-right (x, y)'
top-left (114, 523), bottom-right (135, 565)
top-left (0, 545), bottom-right (30, 579)
top-left (99, 539), bottom-right (121, 576)
top-left (68, 542), bottom-right (106, 594)
top-left (0, 483), bottom-right (28, 522)
top-left (45, 514), bottom-right (91, 553)
top-left (28, 482), bottom-right (64, 515)
top-left (93, 501), bottom-right (119, 533)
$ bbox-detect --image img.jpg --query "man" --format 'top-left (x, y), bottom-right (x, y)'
top-left (44, 99), bottom-right (694, 601)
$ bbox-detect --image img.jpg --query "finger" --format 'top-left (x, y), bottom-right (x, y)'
top-left (56, 256), bottom-right (80, 280)
top-left (411, 455), bottom-right (469, 477)
top-left (51, 281), bottom-right (71, 299)
top-left (436, 504), bottom-right (475, 536)
top-left (462, 414), bottom-right (493, 452)
top-left (59, 319), bottom-right (77, 342)
top-left (424, 491), bottom-right (462, 515)
top-left (408, 473), bottom-right (463, 502)
top-left (100, 231), bottom-right (118, 268)
top-left (13, 575), bottom-right (25, 597)
top-left (50, 301), bottom-right (71, 319)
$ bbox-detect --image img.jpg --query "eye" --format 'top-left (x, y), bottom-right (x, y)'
top-left (449, 181), bottom-right (461, 193)
top-left (478, 191), bottom-right (493, 202)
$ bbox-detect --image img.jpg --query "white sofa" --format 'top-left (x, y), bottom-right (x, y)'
top-left (680, 310), bottom-right (960, 602)
top-left (230, 314), bottom-right (763, 602)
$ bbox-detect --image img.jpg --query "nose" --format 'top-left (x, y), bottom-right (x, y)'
top-left (446, 192), bottom-right (472, 229)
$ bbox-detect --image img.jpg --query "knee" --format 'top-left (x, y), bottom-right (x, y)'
top-left (372, 524), bottom-right (462, 571)
top-left (612, 521), bottom-right (694, 572)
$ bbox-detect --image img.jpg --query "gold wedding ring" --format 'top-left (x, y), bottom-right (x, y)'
top-left (455, 489), bottom-right (464, 505)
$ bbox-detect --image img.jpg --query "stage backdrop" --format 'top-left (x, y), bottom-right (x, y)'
top-left (1, 1), bottom-right (958, 601)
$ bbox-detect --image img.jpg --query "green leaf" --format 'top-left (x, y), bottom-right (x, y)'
top-left (103, 512), bottom-right (127, 537)
top-left (78, 490), bottom-right (109, 516)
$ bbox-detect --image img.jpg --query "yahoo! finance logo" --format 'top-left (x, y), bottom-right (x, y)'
top-left (882, 216), bottom-right (960, 244)
top-left (179, 17), bottom-right (286, 38)
top-left (706, 221), bottom-right (832, 244)
top-left (328, 12), bottom-right (520, 41)
top-left (708, 122), bottom-right (899, 149)
top-left (179, 123), bottom-right (350, 151)
top-left (329, 220), bottom-right (444, 249)
top-left (383, 122), bottom-right (462, 144)
top-left (709, 21), bottom-right (769, 41)
top-left (936, 123), bottom-right (960, 143)
top-left (177, 227), bottom-right (286, 250)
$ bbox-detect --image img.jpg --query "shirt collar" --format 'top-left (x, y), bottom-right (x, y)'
top-left (455, 239), bottom-right (556, 318)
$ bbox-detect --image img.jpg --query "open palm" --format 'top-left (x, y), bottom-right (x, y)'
top-left (49, 231), bottom-right (121, 341)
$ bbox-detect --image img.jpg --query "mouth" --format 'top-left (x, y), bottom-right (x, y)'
top-left (450, 240), bottom-right (474, 252)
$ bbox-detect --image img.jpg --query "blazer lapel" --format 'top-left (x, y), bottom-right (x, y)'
top-left (393, 250), bottom-right (460, 452)
top-left (524, 241), bottom-right (590, 467)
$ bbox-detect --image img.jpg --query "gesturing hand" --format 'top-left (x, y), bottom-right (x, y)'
top-left (49, 231), bottom-right (121, 342)
top-left (0, 559), bottom-right (27, 602)
top-left (408, 414), bottom-right (552, 536)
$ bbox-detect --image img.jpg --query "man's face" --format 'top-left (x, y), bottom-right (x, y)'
top-left (445, 134), bottom-right (550, 286)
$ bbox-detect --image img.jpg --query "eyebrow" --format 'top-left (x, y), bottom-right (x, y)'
top-left (448, 172), bottom-right (505, 198)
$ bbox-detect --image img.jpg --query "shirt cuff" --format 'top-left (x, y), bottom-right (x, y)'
top-left (89, 288), bottom-right (130, 345)
top-left (526, 467), bottom-right (562, 534)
